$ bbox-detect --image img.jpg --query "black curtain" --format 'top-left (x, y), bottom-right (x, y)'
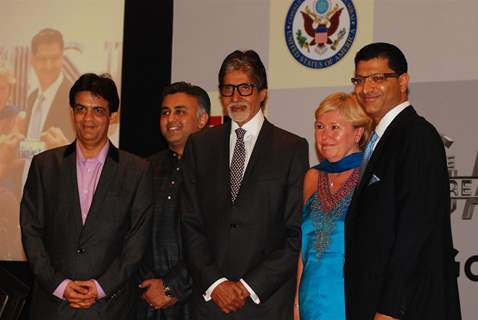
top-left (120, 0), bottom-right (174, 157)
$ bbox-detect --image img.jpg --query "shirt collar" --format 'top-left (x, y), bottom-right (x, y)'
top-left (76, 140), bottom-right (110, 164)
top-left (39, 73), bottom-right (64, 100)
top-left (230, 109), bottom-right (265, 138)
top-left (167, 147), bottom-right (181, 160)
top-left (375, 101), bottom-right (410, 137)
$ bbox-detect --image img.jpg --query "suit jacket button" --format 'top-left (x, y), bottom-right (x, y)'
top-left (230, 224), bottom-right (238, 228)
top-left (76, 248), bottom-right (85, 254)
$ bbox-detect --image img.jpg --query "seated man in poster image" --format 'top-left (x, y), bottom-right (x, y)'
top-left (136, 81), bottom-right (210, 320)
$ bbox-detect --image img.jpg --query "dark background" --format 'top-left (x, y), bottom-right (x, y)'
top-left (0, 1), bottom-right (174, 318)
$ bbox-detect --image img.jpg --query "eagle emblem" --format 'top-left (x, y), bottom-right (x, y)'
top-left (285, 0), bottom-right (357, 68)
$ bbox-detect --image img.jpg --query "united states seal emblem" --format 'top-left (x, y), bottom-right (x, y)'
top-left (285, 0), bottom-right (357, 69)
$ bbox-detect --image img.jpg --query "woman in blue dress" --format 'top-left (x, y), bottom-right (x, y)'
top-left (295, 92), bottom-right (371, 320)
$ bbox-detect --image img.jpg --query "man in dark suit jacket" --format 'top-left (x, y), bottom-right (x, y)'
top-left (20, 73), bottom-right (152, 320)
top-left (25, 28), bottom-right (75, 145)
top-left (181, 50), bottom-right (309, 320)
top-left (7, 28), bottom-right (75, 201)
top-left (345, 42), bottom-right (461, 320)
top-left (25, 77), bottom-right (75, 143)
top-left (136, 82), bottom-right (210, 320)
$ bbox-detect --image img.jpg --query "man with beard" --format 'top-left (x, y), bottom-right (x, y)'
top-left (21, 73), bottom-right (152, 320)
top-left (136, 81), bottom-right (210, 320)
top-left (181, 50), bottom-right (309, 320)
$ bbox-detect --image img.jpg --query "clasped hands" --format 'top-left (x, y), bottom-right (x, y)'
top-left (139, 278), bottom-right (177, 310)
top-left (211, 280), bottom-right (250, 314)
top-left (63, 280), bottom-right (98, 309)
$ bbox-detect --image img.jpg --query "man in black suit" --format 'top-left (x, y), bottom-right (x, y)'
top-left (345, 42), bottom-right (461, 320)
top-left (136, 81), bottom-right (210, 320)
top-left (181, 50), bottom-right (309, 320)
top-left (20, 73), bottom-right (152, 320)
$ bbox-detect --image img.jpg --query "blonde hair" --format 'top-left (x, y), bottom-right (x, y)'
top-left (0, 61), bottom-right (16, 85)
top-left (315, 92), bottom-right (372, 149)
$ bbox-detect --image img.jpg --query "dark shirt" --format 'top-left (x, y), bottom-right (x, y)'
top-left (136, 149), bottom-right (192, 320)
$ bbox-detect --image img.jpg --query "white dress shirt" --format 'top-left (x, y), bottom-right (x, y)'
top-left (203, 109), bottom-right (265, 305)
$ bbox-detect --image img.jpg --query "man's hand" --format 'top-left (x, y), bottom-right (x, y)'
top-left (63, 281), bottom-right (96, 309)
top-left (139, 278), bottom-right (177, 310)
top-left (40, 127), bottom-right (69, 149)
top-left (210, 281), bottom-right (246, 314)
top-left (234, 281), bottom-right (250, 300)
top-left (374, 312), bottom-right (399, 320)
top-left (293, 298), bottom-right (300, 320)
top-left (0, 133), bottom-right (23, 163)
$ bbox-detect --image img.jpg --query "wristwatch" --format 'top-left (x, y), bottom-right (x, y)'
top-left (164, 285), bottom-right (175, 298)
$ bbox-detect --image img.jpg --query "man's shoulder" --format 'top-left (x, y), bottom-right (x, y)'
top-left (30, 144), bottom-right (72, 172)
top-left (147, 149), bottom-right (169, 168)
top-left (148, 149), bottom-right (169, 161)
top-left (117, 148), bottom-right (149, 169)
top-left (190, 123), bottom-right (227, 144)
top-left (34, 144), bottom-right (70, 160)
top-left (393, 106), bottom-right (441, 140)
top-left (267, 121), bottom-right (308, 147)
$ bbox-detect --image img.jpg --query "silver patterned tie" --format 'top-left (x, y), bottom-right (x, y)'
top-left (360, 131), bottom-right (378, 178)
top-left (230, 128), bottom-right (246, 203)
top-left (28, 94), bottom-right (46, 138)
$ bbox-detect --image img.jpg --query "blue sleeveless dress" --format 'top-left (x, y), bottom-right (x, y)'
top-left (299, 167), bottom-right (359, 320)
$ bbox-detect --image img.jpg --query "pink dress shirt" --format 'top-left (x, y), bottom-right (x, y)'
top-left (53, 141), bottom-right (110, 300)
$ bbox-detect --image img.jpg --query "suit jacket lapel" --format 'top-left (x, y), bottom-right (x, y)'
top-left (352, 106), bottom-right (416, 203)
top-left (240, 119), bottom-right (272, 193)
top-left (222, 121), bottom-right (233, 203)
top-left (62, 142), bottom-right (83, 235)
top-left (81, 143), bottom-right (119, 239)
top-left (43, 79), bottom-right (70, 130)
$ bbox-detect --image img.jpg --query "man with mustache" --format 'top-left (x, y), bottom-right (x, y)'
top-left (21, 73), bottom-right (152, 320)
top-left (136, 81), bottom-right (210, 320)
top-left (181, 50), bottom-right (309, 319)
top-left (345, 42), bottom-right (461, 320)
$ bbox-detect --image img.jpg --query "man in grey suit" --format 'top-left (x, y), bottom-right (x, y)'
top-left (20, 73), bottom-right (152, 320)
top-left (181, 50), bottom-right (309, 320)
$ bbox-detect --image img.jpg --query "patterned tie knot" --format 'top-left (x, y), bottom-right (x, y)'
top-left (235, 128), bottom-right (246, 141)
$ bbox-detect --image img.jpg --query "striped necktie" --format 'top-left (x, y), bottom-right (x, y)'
top-left (360, 131), bottom-right (378, 177)
top-left (28, 94), bottom-right (46, 138)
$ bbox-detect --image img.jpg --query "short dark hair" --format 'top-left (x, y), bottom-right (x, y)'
top-left (69, 73), bottom-right (120, 113)
top-left (31, 28), bottom-right (64, 55)
top-left (354, 42), bottom-right (408, 75)
top-left (218, 49), bottom-right (268, 90)
top-left (162, 81), bottom-right (211, 115)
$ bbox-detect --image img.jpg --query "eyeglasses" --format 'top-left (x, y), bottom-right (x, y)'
top-left (219, 83), bottom-right (255, 97)
top-left (351, 73), bottom-right (400, 86)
